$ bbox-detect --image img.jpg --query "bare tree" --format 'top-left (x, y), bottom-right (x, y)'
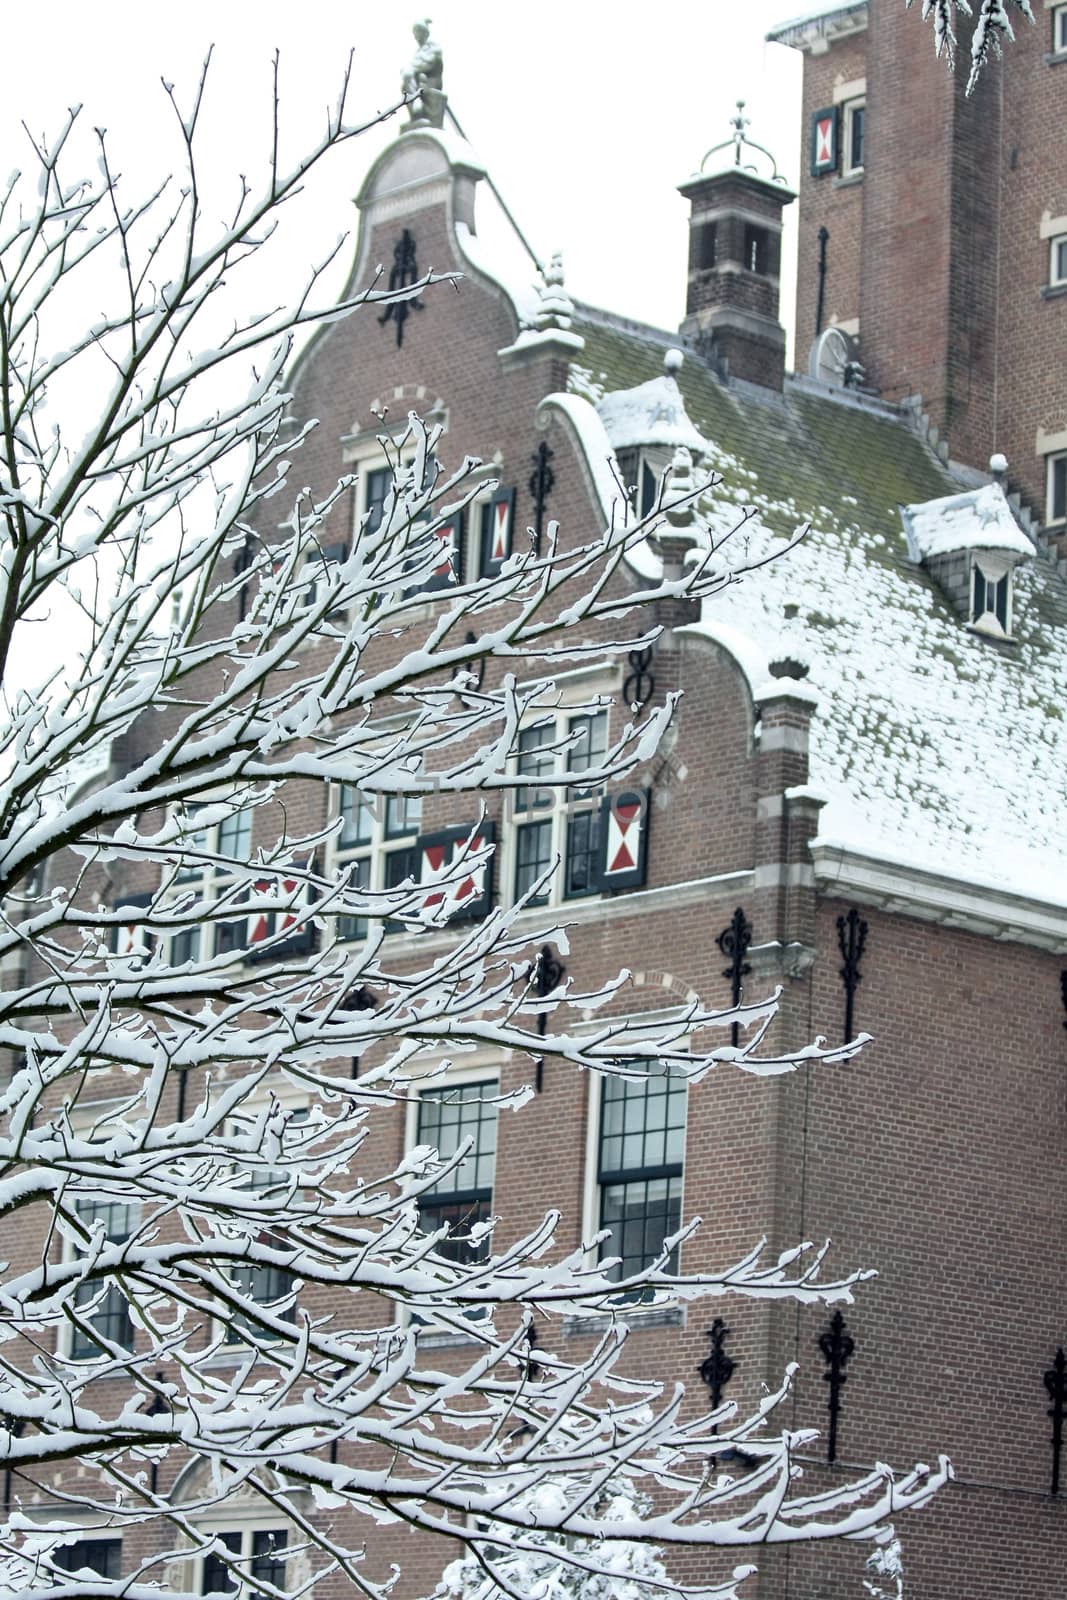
top-left (906, 0), bottom-right (1034, 92)
top-left (0, 59), bottom-right (949, 1600)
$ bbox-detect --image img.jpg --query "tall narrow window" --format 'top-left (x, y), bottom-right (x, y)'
top-left (335, 785), bottom-right (422, 942)
top-left (1053, 3), bottom-right (1067, 53)
top-left (1047, 453), bottom-right (1066, 523)
top-left (416, 1082), bottom-right (498, 1265)
top-left (597, 1067), bottom-right (687, 1289)
top-left (70, 1198), bottom-right (134, 1358)
top-left (1050, 236), bottom-right (1067, 289)
top-left (843, 100), bottom-right (865, 174)
top-left (514, 723), bottom-right (554, 904)
top-left (564, 713), bottom-right (607, 898)
top-left (743, 224), bottom-right (769, 275)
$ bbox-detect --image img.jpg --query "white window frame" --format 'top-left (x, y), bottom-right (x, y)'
top-left (62, 1191), bottom-right (139, 1361)
top-left (1053, 3), bottom-right (1067, 54)
top-left (842, 97), bottom-right (865, 176)
top-left (969, 552), bottom-right (1014, 638)
top-left (613, 445), bottom-right (675, 520)
top-left (404, 1065), bottom-right (500, 1259)
top-left (1050, 234), bottom-right (1067, 288)
top-left (188, 1520), bottom-right (296, 1599)
top-left (580, 1051), bottom-right (689, 1300)
top-left (165, 803), bottom-right (256, 967)
top-left (332, 783), bottom-right (424, 945)
top-left (507, 704), bottom-right (609, 910)
top-left (1047, 450), bottom-right (1067, 525)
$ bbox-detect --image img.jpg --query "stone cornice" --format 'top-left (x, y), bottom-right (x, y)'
top-left (766, 3), bottom-right (869, 52)
top-left (811, 842), bottom-right (1067, 953)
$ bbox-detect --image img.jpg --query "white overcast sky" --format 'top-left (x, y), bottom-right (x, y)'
top-left (2, 1), bottom-right (815, 360)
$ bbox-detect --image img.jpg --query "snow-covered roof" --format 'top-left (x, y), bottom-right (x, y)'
top-left (567, 312), bottom-right (1067, 914)
top-left (596, 356), bottom-right (707, 454)
top-left (900, 481), bottom-right (1034, 562)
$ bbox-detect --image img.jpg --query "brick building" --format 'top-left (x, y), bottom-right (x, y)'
top-left (36, 11), bottom-right (1067, 1600)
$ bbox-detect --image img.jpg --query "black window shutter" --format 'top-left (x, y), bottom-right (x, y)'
top-left (416, 821), bottom-right (496, 921)
top-left (480, 487), bottom-right (516, 577)
top-left (595, 789), bottom-right (650, 892)
top-left (110, 892), bottom-right (155, 959)
top-left (810, 106), bottom-right (839, 177)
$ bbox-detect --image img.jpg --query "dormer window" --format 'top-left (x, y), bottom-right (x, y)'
top-left (970, 556), bottom-right (1011, 637)
top-left (615, 446), bottom-right (672, 518)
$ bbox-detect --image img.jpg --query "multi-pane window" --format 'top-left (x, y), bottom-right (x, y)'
top-left (335, 787), bottom-right (423, 941)
top-left (225, 1111), bottom-right (306, 1344)
top-left (512, 712), bottom-right (607, 906)
top-left (70, 1198), bottom-right (134, 1358)
top-left (169, 806), bottom-right (254, 964)
top-left (416, 1082), bottom-right (498, 1265)
top-left (843, 100), bottom-right (865, 174)
top-left (614, 447), bottom-right (662, 519)
top-left (55, 1539), bottom-right (122, 1580)
top-left (200, 1529), bottom-right (288, 1597)
top-left (1051, 236), bottom-right (1067, 288)
top-left (1048, 452), bottom-right (1067, 523)
top-left (597, 1067), bottom-right (687, 1288)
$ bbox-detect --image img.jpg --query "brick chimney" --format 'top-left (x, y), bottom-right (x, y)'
top-left (678, 103), bottom-right (796, 390)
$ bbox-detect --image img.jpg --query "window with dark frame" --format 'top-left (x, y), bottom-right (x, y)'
top-left (55, 1539), bottom-right (122, 1580)
top-left (170, 806), bottom-right (254, 963)
top-left (513, 712), bottom-right (608, 905)
top-left (70, 1198), bottom-right (134, 1359)
top-left (224, 1112), bottom-right (307, 1345)
top-left (416, 1082), bottom-right (498, 1266)
top-left (597, 1066), bottom-right (687, 1293)
top-left (335, 785), bottom-right (422, 941)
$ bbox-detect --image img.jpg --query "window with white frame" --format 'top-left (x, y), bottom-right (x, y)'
top-left (165, 805), bottom-right (254, 965)
top-left (970, 555), bottom-right (1013, 636)
top-left (596, 1066), bottom-right (687, 1292)
top-left (1050, 235), bottom-right (1067, 288)
top-left (842, 98), bottom-right (865, 174)
top-left (513, 711), bottom-right (607, 905)
top-left (335, 787), bottom-right (423, 941)
top-left (1048, 451), bottom-right (1067, 524)
top-left (199, 1528), bottom-right (288, 1597)
top-left (414, 1080), bottom-right (498, 1266)
top-left (69, 1196), bottom-right (135, 1359)
top-left (1053, 3), bottom-right (1067, 53)
top-left (614, 447), bottom-right (671, 519)
top-left (54, 1539), bottom-right (122, 1581)
top-left (224, 1108), bottom-right (307, 1345)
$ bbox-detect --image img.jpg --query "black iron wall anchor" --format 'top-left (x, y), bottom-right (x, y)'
top-left (623, 646), bottom-right (655, 710)
top-left (378, 229), bottom-right (424, 348)
top-left (819, 1309), bottom-right (855, 1463)
top-left (1045, 1346), bottom-right (1066, 1495)
top-left (1060, 970), bottom-right (1067, 1031)
top-left (528, 440), bottom-right (555, 554)
top-left (533, 945), bottom-right (566, 1091)
top-left (836, 906), bottom-right (869, 1044)
top-left (699, 1317), bottom-right (737, 1418)
top-left (717, 907), bottom-right (753, 1049)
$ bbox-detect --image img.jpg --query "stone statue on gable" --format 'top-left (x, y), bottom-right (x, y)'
top-left (402, 20), bottom-right (446, 129)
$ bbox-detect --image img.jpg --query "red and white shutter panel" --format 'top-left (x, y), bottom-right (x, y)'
top-left (417, 823), bottom-right (495, 920)
top-left (111, 893), bottom-right (154, 959)
top-left (482, 488), bottom-right (515, 577)
top-left (597, 790), bottom-right (650, 891)
top-left (424, 511), bottom-right (464, 592)
top-left (810, 107), bottom-right (838, 176)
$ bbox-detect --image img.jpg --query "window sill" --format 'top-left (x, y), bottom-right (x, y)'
top-left (1040, 282), bottom-right (1067, 301)
top-left (833, 170), bottom-right (864, 189)
top-left (1043, 49), bottom-right (1067, 66)
top-left (562, 1302), bottom-right (684, 1337)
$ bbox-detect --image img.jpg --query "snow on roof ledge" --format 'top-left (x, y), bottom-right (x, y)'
top-left (675, 619), bottom-right (772, 702)
top-left (536, 393), bottom-right (629, 533)
top-left (900, 482), bottom-right (1034, 563)
top-left (596, 368), bottom-right (707, 455)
